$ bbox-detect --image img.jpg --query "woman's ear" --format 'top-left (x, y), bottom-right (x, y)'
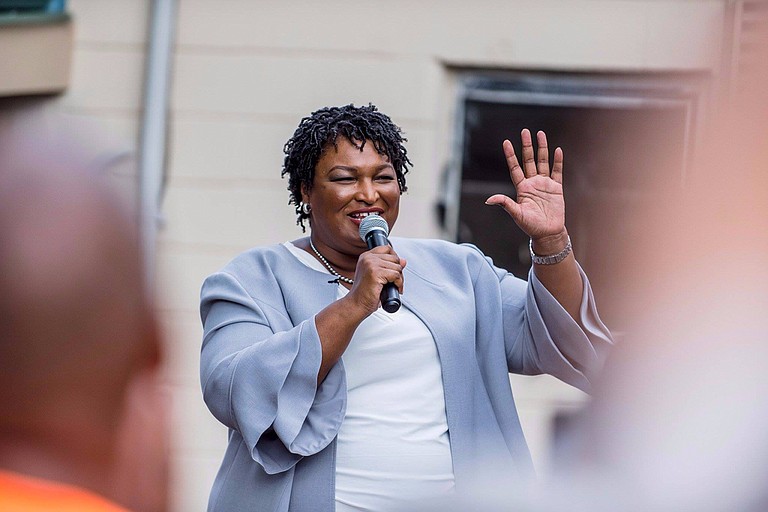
top-left (300, 183), bottom-right (310, 205)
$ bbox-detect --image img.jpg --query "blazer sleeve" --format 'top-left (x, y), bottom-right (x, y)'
top-left (199, 271), bottom-right (346, 475)
top-left (473, 248), bottom-right (613, 393)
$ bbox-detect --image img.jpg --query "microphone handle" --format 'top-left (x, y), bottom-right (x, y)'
top-left (366, 230), bottom-right (401, 313)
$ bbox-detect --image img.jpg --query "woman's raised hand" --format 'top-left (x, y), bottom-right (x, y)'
top-left (485, 129), bottom-right (566, 244)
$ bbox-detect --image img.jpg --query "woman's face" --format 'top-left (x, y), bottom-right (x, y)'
top-left (302, 136), bottom-right (401, 257)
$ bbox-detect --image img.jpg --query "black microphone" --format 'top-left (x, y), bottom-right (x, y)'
top-left (359, 214), bottom-right (401, 313)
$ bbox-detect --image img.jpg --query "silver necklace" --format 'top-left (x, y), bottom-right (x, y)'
top-left (309, 239), bottom-right (354, 285)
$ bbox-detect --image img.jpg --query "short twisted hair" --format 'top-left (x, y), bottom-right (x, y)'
top-left (281, 104), bottom-right (412, 231)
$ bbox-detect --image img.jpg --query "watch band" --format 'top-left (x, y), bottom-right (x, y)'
top-left (529, 236), bottom-right (572, 265)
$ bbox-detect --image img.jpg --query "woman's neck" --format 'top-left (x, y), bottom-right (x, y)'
top-left (296, 236), bottom-right (358, 280)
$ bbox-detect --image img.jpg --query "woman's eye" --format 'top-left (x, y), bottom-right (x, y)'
top-left (376, 175), bottom-right (395, 181)
top-left (331, 177), bottom-right (355, 182)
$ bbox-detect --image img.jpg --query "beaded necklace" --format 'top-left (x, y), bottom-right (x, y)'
top-left (309, 239), bottom-right (354, 285)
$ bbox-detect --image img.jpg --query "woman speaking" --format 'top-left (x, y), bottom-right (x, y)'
top-left (199, 104), bottom-right (612, 511)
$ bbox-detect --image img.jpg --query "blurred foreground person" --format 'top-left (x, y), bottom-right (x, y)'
top-left (549, 43), bottom-right (768, 512)
top-left (0, 107), bottom-right (168, 512)
top-left (417, 36), bottom-right (768, 512)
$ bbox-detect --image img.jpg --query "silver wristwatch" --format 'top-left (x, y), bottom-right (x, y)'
top-left (529, 236), bottom-right (572, 265)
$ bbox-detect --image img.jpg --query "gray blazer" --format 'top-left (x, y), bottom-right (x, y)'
top-left (200, 238), bottom-right (612, 511)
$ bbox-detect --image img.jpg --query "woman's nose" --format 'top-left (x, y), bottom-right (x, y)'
top-left (355, 179), bottom-right (378, 203)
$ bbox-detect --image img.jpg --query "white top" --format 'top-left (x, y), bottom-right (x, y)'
top-left (283, 242), bottom-right (455, 511)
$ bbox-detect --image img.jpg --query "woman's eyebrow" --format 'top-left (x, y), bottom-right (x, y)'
top-left (328, 163), bottom-right (394, 172)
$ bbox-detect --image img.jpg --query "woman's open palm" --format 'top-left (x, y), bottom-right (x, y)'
top-left (486, 129), bottom-right (565, 241)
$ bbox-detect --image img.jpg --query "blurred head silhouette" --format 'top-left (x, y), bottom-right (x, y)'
top-left (0, 103), bottom-right (168, 512)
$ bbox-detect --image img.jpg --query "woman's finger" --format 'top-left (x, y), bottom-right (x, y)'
top-left (365, 249), bottom-right (402, 267)
top-left (367, 244), bottom-right (399, 256)
top-left (536, 131), bottom-right (550, 176)
top-left (381, 267), bottom-right (405, 294)
top-left (485, 193), bottom-right (522, 223)
top-left (520, 129), bottom-right (537, 178)
top-left (551, 147), bottom-right (564, 184)
top-left (357, 251), bottom-right (404, 277)
top-left (358, 256), bottom-right (405, 295)
top-left (503, 139), bottom-right (525, 187)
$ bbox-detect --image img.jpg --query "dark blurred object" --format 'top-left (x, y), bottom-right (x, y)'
top-left (0, 0), bottom-right (65, 15)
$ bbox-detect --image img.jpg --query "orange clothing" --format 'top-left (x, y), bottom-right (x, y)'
top-left (0, 470), bottom-right (129, 512)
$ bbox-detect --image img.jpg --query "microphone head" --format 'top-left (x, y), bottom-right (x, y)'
top-left (359, 214), bottom-right (389, 241)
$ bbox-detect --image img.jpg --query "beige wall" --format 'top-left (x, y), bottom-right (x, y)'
top-left (46, 0), bottom-right (149, 200)
top-left (9, 1), bottom-right (728, 510)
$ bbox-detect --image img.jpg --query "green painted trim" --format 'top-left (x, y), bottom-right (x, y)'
top-left (0, 11), bottom-right (69, 27)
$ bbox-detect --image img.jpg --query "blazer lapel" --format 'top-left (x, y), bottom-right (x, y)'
top-left (400, 266), bottom-right (476, 482)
